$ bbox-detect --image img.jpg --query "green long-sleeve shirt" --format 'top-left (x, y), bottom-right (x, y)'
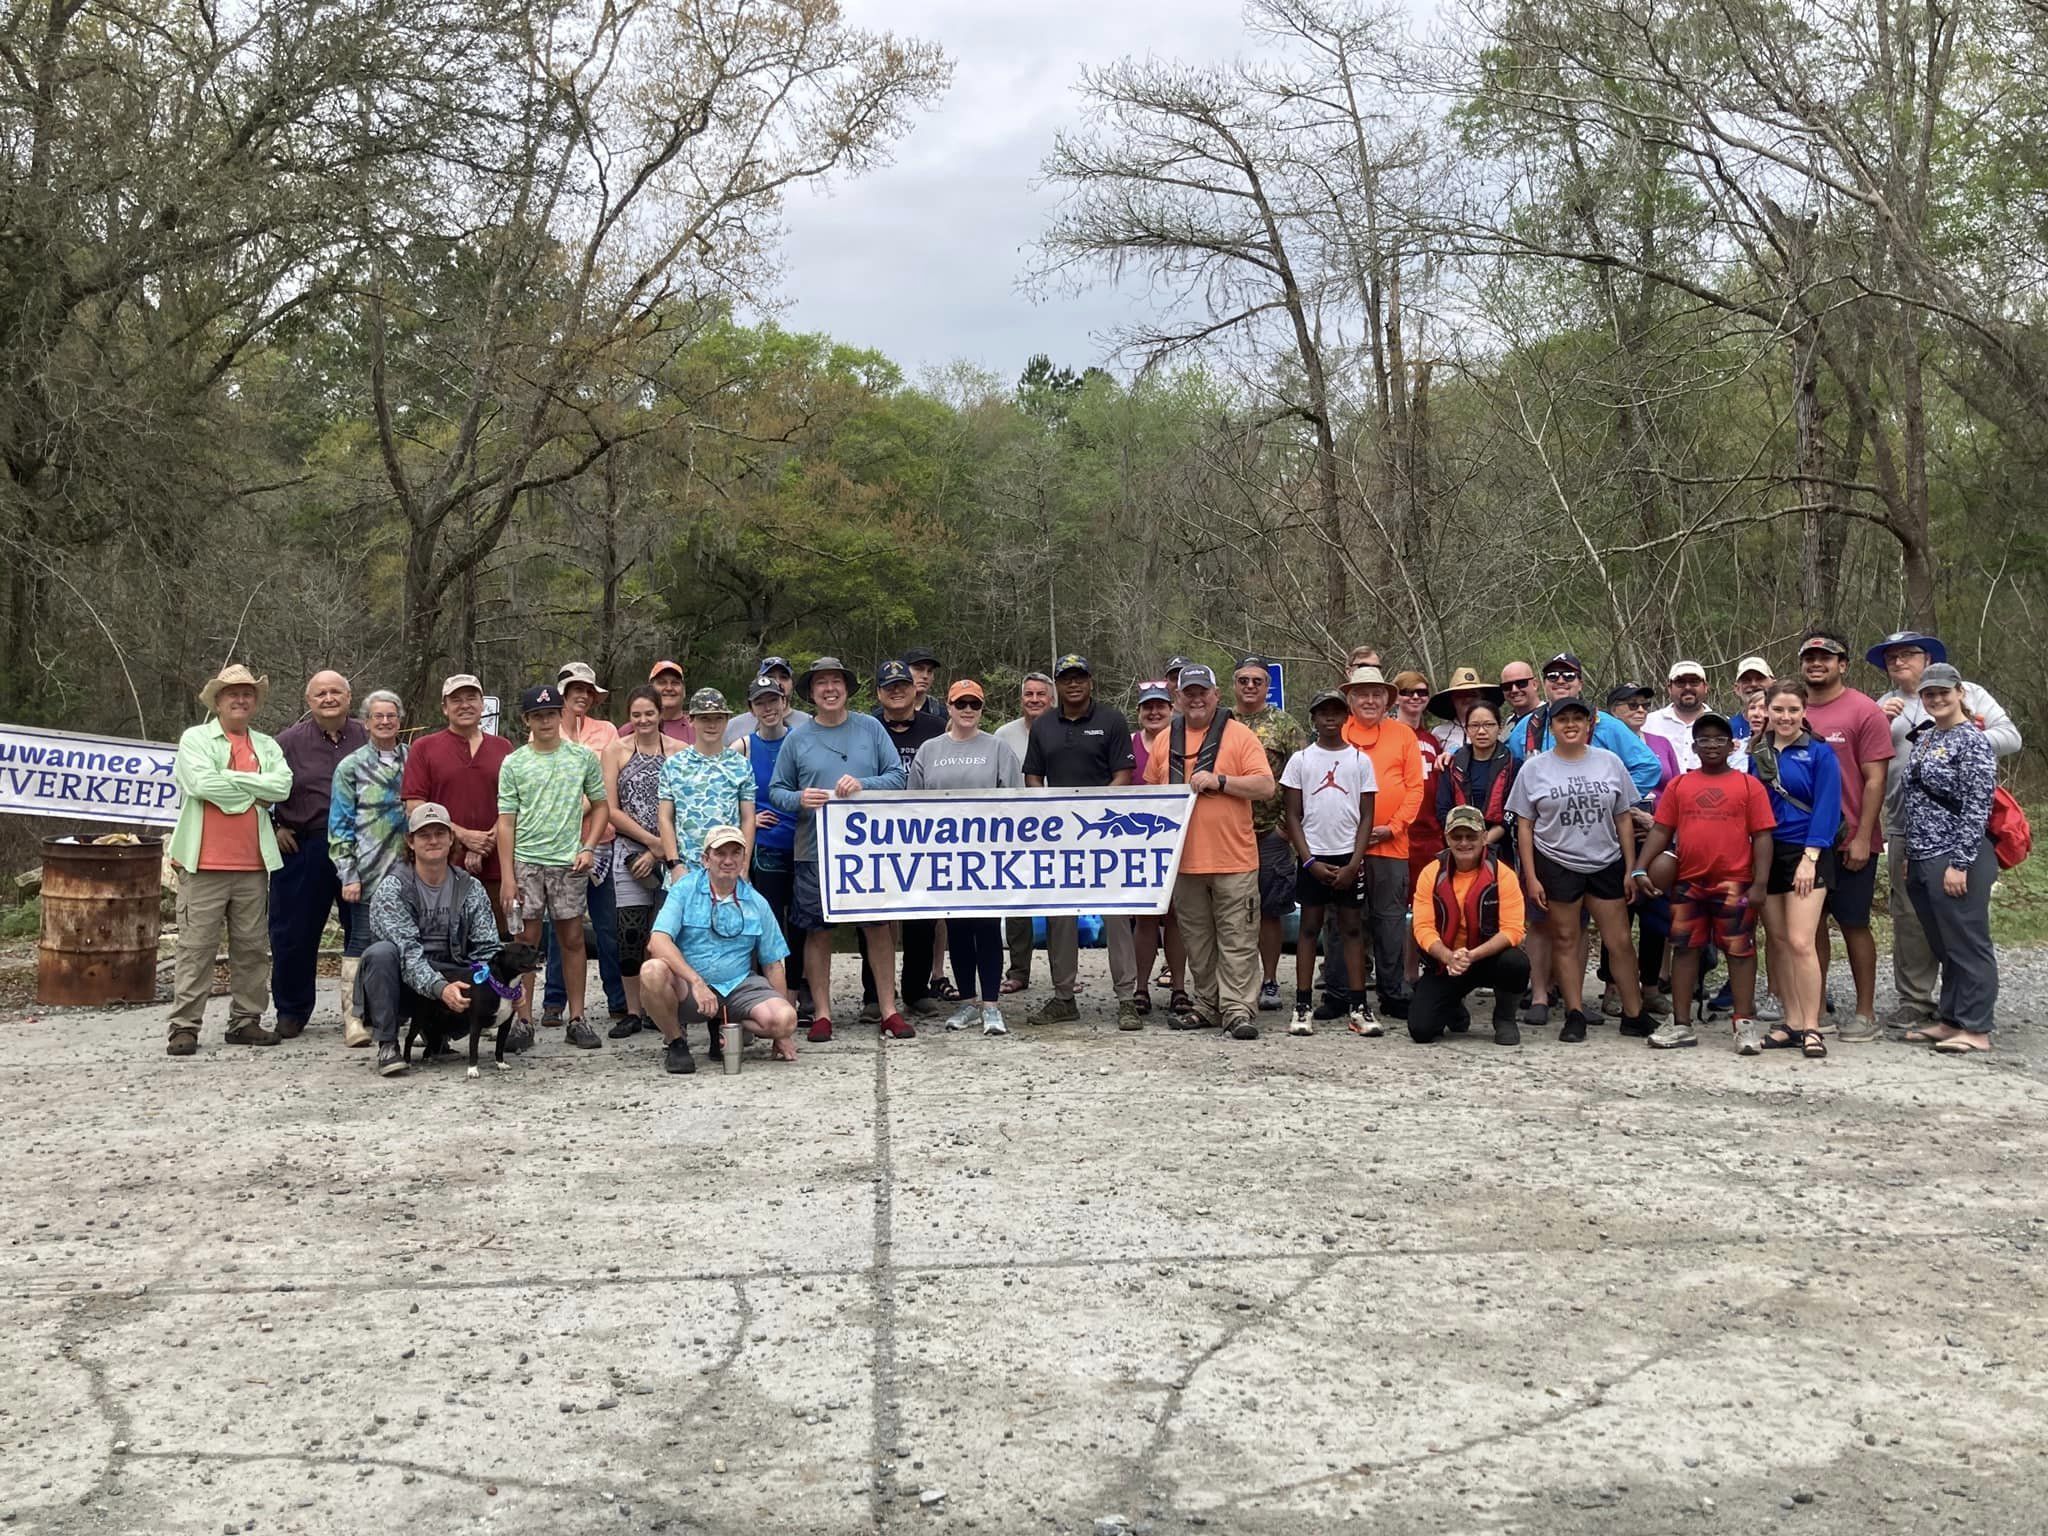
top-left (167, 718), bottom-right (293, 872)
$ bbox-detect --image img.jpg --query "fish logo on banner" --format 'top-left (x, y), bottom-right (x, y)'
top-left (1075, 809), bottom-right (1182, 838)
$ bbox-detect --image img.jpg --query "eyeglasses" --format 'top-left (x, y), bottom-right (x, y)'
top-left (1543, 670), bottom-right (1578, 682)
top-left (1398, 687), bottom-right (1430, 698)
top-left (951, 698), bottom-right (984, 711)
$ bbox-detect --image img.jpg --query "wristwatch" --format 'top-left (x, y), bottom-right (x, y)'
top-left (1217, 774), bottom-right (1229, 794)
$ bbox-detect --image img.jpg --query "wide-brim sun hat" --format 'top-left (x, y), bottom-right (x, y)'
top-left (1865, 630), bottom-right (1948, 670)
top-left (795, 656), bottom-right (859, 703)
top-left (199, 663), bottom-right (270, 712)
top-left (1427, 665), bottom-right (1502, 721)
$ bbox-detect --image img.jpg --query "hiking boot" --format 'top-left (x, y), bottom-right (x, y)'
top-left (274, 1016), bottom-right (307, 1040)
top-left (1882, 1004), bottom-right (1936, 1032)
top-left (663, 1038), bottom-right (696, 1074)
top-left (1617, 1013), bottom-right (1653, 1039)
top-left (1559, 1010), bottom-right (1590, 1043)
top-left (1836, 1013), bottom-right (1882, 1043)
top-left (944, 1002), bottom-right (979, 1032)
top-left (1289, 1006), bottom-right (1314, 1037)
top-left (1492, 1017), bottom-right (1521, 1047)
top-left (981, 1005), bottom-right (1008, 1037)
top-left (1116, 1000), bottom-right (1142, 1032)
top-left (1227, 1018), bottom-right (1260, 1040)
top-left (564, 1018), bottom-right (602, 1049)
top-left (1027, 995), bottom-right (1080, 1027)
top-left (1257, 981), bottom-right (1283, 1012)
top-left (541, 1006), bottom-right (564, 1027)
top-left (1648, 1019), bottom-right (1698, 1050)
top-left (166, 1028), bottom-right (198, 1057)
top-left (1733, 1016), bottom-right (1766, 1056)
top-left (1311, 992), bottom-right (1350, 1021)
top-left (377, 1042), bottom-right (407, 1077)
top-left (879, 1012), bottom-right (917, 1039)
top-left (806, 1017), bottom-right (834, 1044)
top-left (607, 1015), bottom-right (642, 1039)
top-left (223, 1020), bottom-right (279, 1047)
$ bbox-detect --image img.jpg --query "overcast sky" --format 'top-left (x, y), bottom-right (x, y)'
top-left (769, 0), bottom-right (1259, 384)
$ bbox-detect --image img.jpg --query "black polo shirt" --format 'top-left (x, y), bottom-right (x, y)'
top-left (874, 707), bottom-right (946, 772)
top-left (1023, 701), bottom-right (1136, 787)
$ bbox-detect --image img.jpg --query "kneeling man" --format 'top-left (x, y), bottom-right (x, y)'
top-left (1407, 805), bottom-right (1531, 1046)
top-left (360, 803), bottom-right (513, 1078)
top-left (641, 825), bottom-right (799, 1074)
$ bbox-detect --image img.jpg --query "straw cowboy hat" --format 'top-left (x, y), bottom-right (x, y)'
top-left (198, 663), bottom-right (270, 712)
top-left (1428, 666), bottom-right (1504, 721)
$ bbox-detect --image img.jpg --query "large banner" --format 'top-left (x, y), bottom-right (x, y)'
top-left (0, 724), bottom-right (181, 826)
top-left (815, 785), bottom-right (1195, 922)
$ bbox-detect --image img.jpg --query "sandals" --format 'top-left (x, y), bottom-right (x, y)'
top-left (933, 977), bottom-right (962, 1003)
top-left (999, 977), bottom-right (1027, 995)
top-left (1800, 1030), bottom-right (1827, 1057)
top-left (1131, 989), bottom-right (1153, 1016)
top-left (1169, 989), bottom-right (1194, 1016)
top-left (1759, 1027), bottom-right (1800, 1051)
top-left (1933, 1036), bottom-right (1992, 1054)
top-left (1904, 1024), bottom-right (1960, 1044)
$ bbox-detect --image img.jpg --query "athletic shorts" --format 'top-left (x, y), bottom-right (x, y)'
top-left (514, 861), bottom-right (588, 923)
top-left (1257, 831), bottom-right (1296, 916)
top-left (615, 902), bottom-right (656, 977)
top-left (1532, 850), bottom-right (1625, 905)
top-left (1767, 839), bottom-right (1836, 897)
top-left (1668, 878), bottom-right (1758, 957)
top-left (791, 860), bottom-right (830, 933)
top-left (1294, 857), bottom-right (1364, 911)
top-left (1823, 846), bottom-right (1876, 925)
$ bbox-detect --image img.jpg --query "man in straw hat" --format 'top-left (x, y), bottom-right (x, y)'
top-left (165, 664), bottom-right (295, 1055)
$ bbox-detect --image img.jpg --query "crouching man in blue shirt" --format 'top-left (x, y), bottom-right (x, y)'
top-left (639, 825), bottom-right (799, 1075)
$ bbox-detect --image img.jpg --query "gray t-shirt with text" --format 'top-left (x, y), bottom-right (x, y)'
top-left (908, 732), bottom-right (1024, 791)
top-left (1505, 746), bottom-right (1634, 872)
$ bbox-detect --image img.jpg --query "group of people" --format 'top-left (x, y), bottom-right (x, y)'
top-left (161, 625), bottom-right (2018, 1075)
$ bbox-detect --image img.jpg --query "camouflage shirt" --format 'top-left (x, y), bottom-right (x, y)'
top-left (1241, 706), bottom-right (1308, 835)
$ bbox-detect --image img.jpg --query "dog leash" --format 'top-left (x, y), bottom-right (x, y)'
top-left (472, 960), bottom-right (523, 1004)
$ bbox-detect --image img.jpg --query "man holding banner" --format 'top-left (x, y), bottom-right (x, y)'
top-left (1145, 665), bottom-right (1277, 1039)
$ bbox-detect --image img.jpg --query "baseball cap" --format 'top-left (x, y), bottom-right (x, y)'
top-left (1054, 653), bottom-right (1092, 677)
top-left (1234, 654), bottom-right (1271, 676)
top-left (1178, 664), bottom-right (1219, 691)
top-left (1543, 652), bottom-right (1584, 675)
top-left (1735, 655), bottom-right (1773, 679)
top-left (1443, 805), bottom-right (1487, 836)
top-left (747, 675), bottom-right (783, 702)
top-left (1691, 712), bottom-right (1735, 736)
top-left (901, 645), bottom-right (940, 667)
top-left (1164, 655), bottom-right (1190, 677)
top-left (1606, 682), bottom-right (1653, 708)
top-left (875, 658), bottom-right (914, 688)
top-left (1917, 662), bottom-right (1964, 693)
top-left (1136, 680), bottom-right (1173, 705)
top-left (946, 678), bottom-right (985, 705)
top-left (1667, 659), bottom-right (1707, 681)
top-left (1798, 635), bottom-right (1848, 657)
top-left (647, 659), bottom-right (684, 681)
top-left (1550, 695), bottom-right (1593, 718)
top-left (519, 683), bottom-right (564, 715)
top-left (441, 672), bottom-right (483, 697)
top-left (687, 687), bottom-right (731, 716)
top-left (1308, 689), bottom-right (1348, 713)
top-left (406, 802), bottom-right (455, 834)
top-left (701, 824), bottom-right (746, 854)
top-left (757, 655), bottom-right (793, 677)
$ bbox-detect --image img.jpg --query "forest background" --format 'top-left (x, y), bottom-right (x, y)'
top-left (4, 0), bottom-right (2045, 789)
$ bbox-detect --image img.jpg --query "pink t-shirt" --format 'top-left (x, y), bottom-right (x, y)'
top-left (1803, 690), bottom-right (1895, 850)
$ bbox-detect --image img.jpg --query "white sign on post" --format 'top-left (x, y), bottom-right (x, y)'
top-left (814, 786), bottom-right (1196, 922)
top-left (0, 724), bottom-right (181, 825)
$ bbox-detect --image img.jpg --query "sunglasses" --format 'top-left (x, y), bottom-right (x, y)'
top-left (1543, 670), bottom-right (1579, 682)
top-left (951, 698), bottom-right (984, 711)
top-left (1501, 677), bottom-right (1534, 689)
top-left (1397, 687), bottom-right (1430, 698)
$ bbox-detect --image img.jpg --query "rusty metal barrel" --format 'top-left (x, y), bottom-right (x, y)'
top-left (36, 836), bottom-right (165, 1005)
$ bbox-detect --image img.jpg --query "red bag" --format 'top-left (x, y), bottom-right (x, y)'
top-left (1988, 786), bottom-right (2032, 870)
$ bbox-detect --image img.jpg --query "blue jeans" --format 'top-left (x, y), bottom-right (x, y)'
top-left (269, 829), bottom-right (354, 1023)
top-left (543, 861), bottom-right (627, 1016)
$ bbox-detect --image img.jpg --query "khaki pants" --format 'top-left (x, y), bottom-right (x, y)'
top-left (168, 869), bottom-right (271, 1037)
top-left (1174, 869), bottom-right (1260, 1026)
top-left (1005, 915), bottom-right (1035, 985)
top-left (1046, 913), bottom-right (1137, 1000)
top-left (1887, 840), bottom-right (1939, 1019)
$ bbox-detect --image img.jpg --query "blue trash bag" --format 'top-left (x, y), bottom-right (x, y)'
top-left (1029, 914), bottom-right (1107, 948)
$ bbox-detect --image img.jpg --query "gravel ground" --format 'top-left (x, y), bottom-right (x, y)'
top-left (3, 942), bottom-right (2046, 1535)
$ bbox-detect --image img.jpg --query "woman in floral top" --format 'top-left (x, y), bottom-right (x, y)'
top-left (1899, 663), bottom-right (2000, 1053)
top-left (328, 691), bottom-right (409, 1047)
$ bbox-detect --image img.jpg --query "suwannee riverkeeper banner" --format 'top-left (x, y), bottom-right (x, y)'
top-left (814, 786), bottom-right (1195, 922)
top-left (0, 724), bottom-right (181, 825)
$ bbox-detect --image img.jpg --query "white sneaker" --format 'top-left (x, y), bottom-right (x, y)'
top-left (1348, 1006), bottom-right (1383, 1038)
top-left (1648, 1019), bottom-right (1698, 1050)
top-left (944, 1002), bottom-right (979, 1032)
top-left (981, 1004), bottom-right (1007, 1037)
top-left (1756, 994), bottom-right (1784, 1023)
top-left (1289, 1005), bottom-right (1314, 1036)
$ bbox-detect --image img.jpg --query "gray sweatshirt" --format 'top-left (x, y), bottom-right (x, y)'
top-left (909, 732), bottom-right (1024, 791)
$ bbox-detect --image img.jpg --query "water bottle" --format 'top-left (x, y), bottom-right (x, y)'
top-left (721, 1016), bottom-right (743, 1075)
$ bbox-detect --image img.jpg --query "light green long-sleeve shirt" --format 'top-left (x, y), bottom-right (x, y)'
top-left (168, 718), bottom-right (293, 872)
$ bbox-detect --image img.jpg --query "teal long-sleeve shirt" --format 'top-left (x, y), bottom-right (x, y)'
top-left (1506, 705), bottom-right (1663, 801)
top-left (766, 712), bottom-right (907, 861)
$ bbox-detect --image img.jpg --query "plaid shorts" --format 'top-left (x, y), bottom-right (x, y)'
top-left (1667, 878), bottom-right (1758, 957)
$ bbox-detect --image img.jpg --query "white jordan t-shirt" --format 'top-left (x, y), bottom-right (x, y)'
top-left (1279, 743), bottom-right (1379, 857)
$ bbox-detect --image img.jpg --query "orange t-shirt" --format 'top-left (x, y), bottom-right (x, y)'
top-left (1341, 715), bottom-right (1425, 860)
top-left (1411, 859), bottom-right (1527, 951)
top-left (198, 732), bottom-right (265, 871)
top-left (1142, 717), bottom-right (1270, 874)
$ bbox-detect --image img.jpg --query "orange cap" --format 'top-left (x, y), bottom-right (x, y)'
top-left (946, 678), bottom-right (985, 705)
top-left (647, 659), bottom-right (683, 681)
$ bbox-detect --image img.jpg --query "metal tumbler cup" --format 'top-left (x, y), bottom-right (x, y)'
top-left (722, 1016), bottom-right (742, 1075)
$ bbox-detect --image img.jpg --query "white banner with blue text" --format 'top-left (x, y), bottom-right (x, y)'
top-left (815, 786), bottom-right (1196, 922)
top-left (0, 723), bottom-right (181, 826)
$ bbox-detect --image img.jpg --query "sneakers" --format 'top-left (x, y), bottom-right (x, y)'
top-left (223, 1020), bottom-right (279, 1046)
top-left (1648, 1019), bottom-right (1698, 1050)
top-left (377, 1042), bottom-right (407, 1076)
top-left (1617, 1013), bottom-right (1653, 1039)
top-left (1227, 1018), bottom-right (1260, 1040)
top-left (504, 1019), bottom-right (535, 1054)
top-left (1523, 1001), bottom-right (1551, 1027)
top-left (1493, 1018), bottom-right (1521, 1047)
top-left (909, 995), bottom-right (948, 1018)
top-left (981, 1005), bottom-right (1008, 1037)
top-left (879, 1012), bottom-right (917, 1039)
top-left (541, 1006), bottom-right (564, 1027)
top-left (1643, 988), bottom-right (1673, 1019)
top-left (663, 1038), bottom-right (697, 1074)
top-left (607, 1015), bottom-right (642, 1039)
top-left (1704, 982), bottom-right (1735, 1017)
top-left (1756, 993), bottom-right (1784, 1023)
top-left (1347, 1005), bottom-right (1383, 1038)
top-left (564, 1018), bottom-right (602, 1049)
top-left (806, 1017), bottom-right (834, 1044)
top-left (1311, 992), bottom-right (1350, 1021)
top-left (1836, 1013), bottom-right (1882, 1043)
top-left (1600, 986), bottom-right (1623, 1018)
top-left (943, 1002), bottom-right (979, 1032)
top-left (274, 1017), bottom-right (307, 1040)
top-left (1026, 995), bottom-right (1080, 1027)
top-left (1559, 1010), bottom-right (1590, 1043)
top-left (858, 1000), bottom-right (881, 1024)
top-left (1257, 981), bottom-right (1283, 1012)
top-left (1116, 1000), bottom-right (1142, 1032)
top-left (1289, 1006), bottom-right (1314, 1036)
top-left (1733, 1016), bottom-right (1767, 1055)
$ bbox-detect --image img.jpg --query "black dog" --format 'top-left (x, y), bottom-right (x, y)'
top-left (401, 941), bottom-right (544, 1078)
